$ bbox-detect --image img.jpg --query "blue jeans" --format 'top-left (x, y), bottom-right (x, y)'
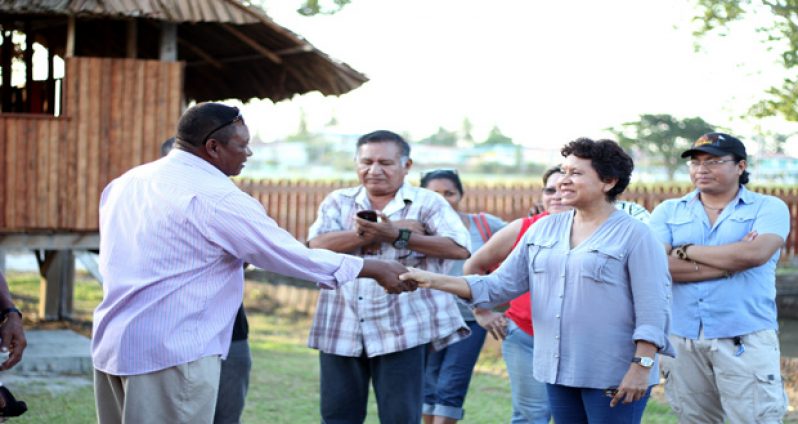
top-left (319, 344), bottom-right (426, 424)
top-left (423, 321), bottom-right (487, 420)
top-left (546, 384), bottom-right (651, 424)
top-left (502, 320), bottom-right (550, 424)
top-left (214, 339), bottom-right (251, 424)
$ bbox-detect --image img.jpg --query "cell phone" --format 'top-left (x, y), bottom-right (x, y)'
top-left (356, 210), bottom-right (378, 222)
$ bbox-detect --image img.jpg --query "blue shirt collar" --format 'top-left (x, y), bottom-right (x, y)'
top-left (682, 185), bottom-right (753, 209)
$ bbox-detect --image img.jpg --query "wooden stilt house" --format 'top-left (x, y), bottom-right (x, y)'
top-left (0, 0), bottom-right (367, 319)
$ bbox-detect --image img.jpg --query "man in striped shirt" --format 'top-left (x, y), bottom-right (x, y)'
top-left (307, 130), bottom-right (471, 424)
top-left (92, 104), bottom-right (413, 424)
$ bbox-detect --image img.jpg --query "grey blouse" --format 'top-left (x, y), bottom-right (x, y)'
top-left (465, 209), bottom-right (674, 389)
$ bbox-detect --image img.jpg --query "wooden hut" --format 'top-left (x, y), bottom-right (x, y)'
top-left (0, 0), bottom-right (368, 319)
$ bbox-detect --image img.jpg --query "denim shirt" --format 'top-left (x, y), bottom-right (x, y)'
top-left (648, 186), bottom-right (790, 340)
top-left (465, 209), bottom-right (674, 389)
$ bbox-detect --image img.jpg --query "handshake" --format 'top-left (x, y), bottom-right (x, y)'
top-left (359, 259), bottom-right (438, 294)
top-left (360, 259), bottom-right (419, 294)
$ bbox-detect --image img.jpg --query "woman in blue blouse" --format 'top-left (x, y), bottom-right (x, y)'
top-left (402, 138), bottom-right (673, 424)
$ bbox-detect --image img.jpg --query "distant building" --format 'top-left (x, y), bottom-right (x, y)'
top-left (752, 153), bottom-right (798, 184)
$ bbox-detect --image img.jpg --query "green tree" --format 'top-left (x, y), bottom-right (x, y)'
top-left (693, 0), bottom-right (798, 120)
top-left (482, 125), bottom-right (514, 145)
top-left (419, 127), bottom-right (458, 146)
top-left (285, 109), bottom-right (312, 142)
top-left (296, 0), bottom-right (351, 16)
top-left (610, 114), bottom-right (715, 181)
top-left (459, 117), bottom-right (475, 147)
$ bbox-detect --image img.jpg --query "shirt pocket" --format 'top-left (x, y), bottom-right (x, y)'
top-left (666, 214), bottom-right (697, 246)
top-left (583, 246), bottom-right (626, 285)
top-left (722, 210), bottom-right (756, 241)
top-left (528, 239), bottom-right (557, 274)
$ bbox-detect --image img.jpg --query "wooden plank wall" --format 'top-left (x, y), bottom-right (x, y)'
top-left (0, 57), bottom-right (183, 232)
top-left (237, 179), bottom-right (798, 262)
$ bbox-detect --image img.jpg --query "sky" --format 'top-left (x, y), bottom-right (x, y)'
top-left (239, 0), bottom-right (798, 157)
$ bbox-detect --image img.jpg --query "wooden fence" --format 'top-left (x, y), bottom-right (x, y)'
top-left (237, 179), bottom-right (798, 261)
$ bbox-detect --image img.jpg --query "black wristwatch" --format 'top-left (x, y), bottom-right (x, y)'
top-left (393, 229), bottom-right (412, 249)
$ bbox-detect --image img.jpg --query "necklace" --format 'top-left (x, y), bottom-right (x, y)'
top-left (701, 202), bottom-right (724, 212)
top-left (698, 194), bottom-right (727, 212)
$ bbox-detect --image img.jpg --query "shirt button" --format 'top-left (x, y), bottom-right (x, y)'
top-left (554, 354), bottom-right (560, 358)
top-left (555, 335), bottom-right (560, 339)
top-left (358, 296), bottom-right (363, 300)
top-left (699, 298), bottom-right (703, 302)
top-left (556, 314), bottom-right (561, 319)
top-left (359, 318), bottom-right (364, 322)
top-left (559, 294), bottom-right (564, 299)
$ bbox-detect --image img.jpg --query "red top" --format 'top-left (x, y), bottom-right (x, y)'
top-left (503, 211), bottom-right (549, 336)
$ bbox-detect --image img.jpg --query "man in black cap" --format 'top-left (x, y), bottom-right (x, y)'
top-left (649, 132), bottom-right (790, 423)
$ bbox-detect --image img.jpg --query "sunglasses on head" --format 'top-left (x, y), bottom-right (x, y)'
top-left (201, 110), bottom-right (243, 144)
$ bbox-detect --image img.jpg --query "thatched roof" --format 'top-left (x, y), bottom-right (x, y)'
top-left (0, 0), bottom-right (368, 102)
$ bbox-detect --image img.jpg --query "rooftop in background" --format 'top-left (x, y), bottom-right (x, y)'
top-left (0, 0), bottom-right (368, 102)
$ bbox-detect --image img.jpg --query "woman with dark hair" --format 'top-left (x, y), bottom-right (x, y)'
top-left (419, 169), bottom-right (505, 424)
top-left (464, 164), bottom-right (565, 424)
top-left (402, 138), bottom-right (673, 423)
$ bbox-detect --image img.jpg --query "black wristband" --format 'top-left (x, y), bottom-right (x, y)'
top-left (0, 307), bottom-right (22, 322)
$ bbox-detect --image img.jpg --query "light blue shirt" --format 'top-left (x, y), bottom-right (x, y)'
top-left (648, 186), bottom-right (790, 340)
top-left (465, 209), bottom-right (674, 389)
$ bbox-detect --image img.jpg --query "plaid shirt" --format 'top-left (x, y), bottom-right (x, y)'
top-left (307, 183), bottom-right (471, 357)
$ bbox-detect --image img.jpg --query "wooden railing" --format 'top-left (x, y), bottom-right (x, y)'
top-left (237, 179), bottom-right (798, 261)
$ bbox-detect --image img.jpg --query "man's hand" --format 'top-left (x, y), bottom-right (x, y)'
top-left (360, 259), bottom-right (417, 294)
top-left (356, 213), bottom-right (418, 244)
top-left (0, 313), bottom-right (26, 370)
top-left (390, 217), bottom-right (426, 235)
top-left (741, 230), bottom-right (758, 242)
top-left (474, 308), bottom-right (507, 340)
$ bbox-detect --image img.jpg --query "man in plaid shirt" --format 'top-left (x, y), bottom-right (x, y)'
top-left (308, 130), bottom-right (471, 424)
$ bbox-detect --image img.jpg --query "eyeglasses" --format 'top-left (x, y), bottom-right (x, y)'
top-left (420, 168), bottom-right (459, 180)
top-left (542, 187), bottom-right (557, 195)
top-left (686, 159), bottom-right (736, 169)
top-left (201, 110), bottom-right (244, 144)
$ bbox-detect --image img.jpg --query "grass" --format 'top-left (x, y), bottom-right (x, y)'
top-left (7, 272), bottom-right (679, 423)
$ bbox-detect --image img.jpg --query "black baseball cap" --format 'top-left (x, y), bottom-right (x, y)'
top-left (681, 132), bottom-right (747, 159)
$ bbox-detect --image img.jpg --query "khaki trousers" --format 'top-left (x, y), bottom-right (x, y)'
top-left (94, 355), bottom-right (221, 424)
top-left (660, 329), bottom-right (787, 424)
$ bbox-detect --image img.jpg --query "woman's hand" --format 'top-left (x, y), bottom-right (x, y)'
top-left (400, 268), bottom-right (474, 299)
top-left (399, 267), bottom-right (439, 289)
top-left (610, 364), bottom-right (651, 407)
top-left (473, 308), bottom-right (507, 340)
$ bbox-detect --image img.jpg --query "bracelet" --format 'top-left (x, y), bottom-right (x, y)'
top-left (0, 307), bottom-right (22, 323)
top-left (676, 243), bottom-right (694, 261)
